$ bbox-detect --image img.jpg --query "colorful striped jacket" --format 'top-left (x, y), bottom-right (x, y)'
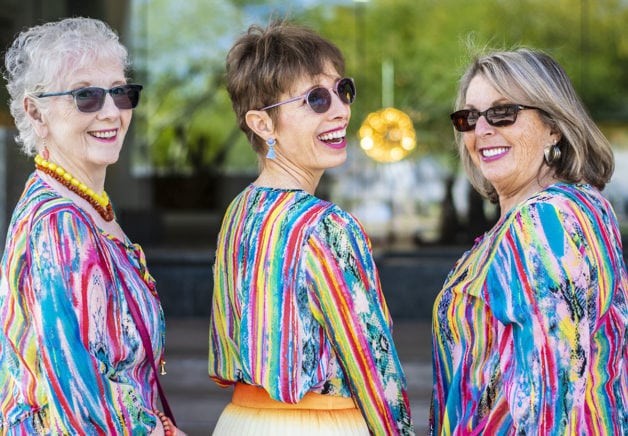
top-left (0, 174), bottom-right (164, 434)
top-left (208, 184), bottom-right (414, 435)
top-left (431, 183), bottom-right (628, 435)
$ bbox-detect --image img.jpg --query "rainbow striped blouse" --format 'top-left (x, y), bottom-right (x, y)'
top-left (431, 183), bottom-right (628, 435)
top-left (0, 173), bottom-right (165, 434)
top-left (208, 184), bottom-right (414, 435)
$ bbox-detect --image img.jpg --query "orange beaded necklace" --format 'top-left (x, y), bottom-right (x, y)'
top-left (34, 154), bottom-right (114, 222)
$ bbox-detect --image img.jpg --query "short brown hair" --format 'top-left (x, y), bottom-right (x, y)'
top-left (226, 20), bottom-right (346, 154)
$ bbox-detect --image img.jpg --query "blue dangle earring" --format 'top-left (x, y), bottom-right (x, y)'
top-left (266, 138), bottom-right (277, 159)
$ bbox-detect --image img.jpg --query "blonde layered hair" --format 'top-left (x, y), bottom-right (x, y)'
top-left (453, 48), bottom-right (613, 203)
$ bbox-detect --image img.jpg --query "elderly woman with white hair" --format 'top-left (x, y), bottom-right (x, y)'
top-left (0, 17), bottom-right (183, 435)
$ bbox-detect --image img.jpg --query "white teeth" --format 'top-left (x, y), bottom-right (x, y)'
top-left (482, 147), bottom-right (508, 157)
top-left (318, 129), bottom-right (346, 141)
top-left (91, 130), bottom-right (116, 139)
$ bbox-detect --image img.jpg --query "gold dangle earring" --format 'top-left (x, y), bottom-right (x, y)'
top-left (543, 142), bottom-right (561, 166)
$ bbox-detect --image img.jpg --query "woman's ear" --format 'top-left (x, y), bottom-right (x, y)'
top-left (550, 129), bottom-right (562, 146)
top-left (547, 121), bottom-right (562, 144)
top-left (24, 97), bottom-right (48, 138)
top-left (245, 110), bottom-right (274, 140)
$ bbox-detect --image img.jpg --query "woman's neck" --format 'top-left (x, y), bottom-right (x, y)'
top-left (498, 173), bottom-right (560, 218)
top-left (254, 161), bottom-right (322, 195)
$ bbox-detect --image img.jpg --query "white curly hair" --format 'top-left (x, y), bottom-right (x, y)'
top-left (3, 17), bottom-right (129, 155)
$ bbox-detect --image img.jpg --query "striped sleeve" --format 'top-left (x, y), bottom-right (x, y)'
top-left (487, 195), bottom-right (627, 434)
top-left (303, 209), bottom-right (414, 435)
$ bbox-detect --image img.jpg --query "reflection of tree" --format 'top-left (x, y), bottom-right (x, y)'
top-left (130, 0), bottom-right (253, 175)
top-left (437, 175), bottom-right (460, 245)
top-left (159, 69), bottom-right (240, 174)
top-left (182, 126), bottom-right (242, 175)
top-left (465, 184), bottom-right (498, 244)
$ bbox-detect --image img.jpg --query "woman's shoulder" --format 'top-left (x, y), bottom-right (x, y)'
top-left (520, 183), bottom-right (609, 217)
top-left (17, 173), bottom-right (96, 230)
top-left (311, 203), bottom-right (372, 245)
top-left (240, 183), bottom-right (337, 219)
top-left (320, 202), bottom-right (363, 226)
top-left (246, 185), bottom-right (366, 235)
top-left (507, 182), bottom-right (612, 235)
top-left (539, 182), bottom-right (602, 201)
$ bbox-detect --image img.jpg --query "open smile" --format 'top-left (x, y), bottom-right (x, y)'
top-left (480, 146), bottom-right (509, 161)
top-left (318, 128), bottom-right (347, 149)
top-left (89, 129), bottom-right (118, 140)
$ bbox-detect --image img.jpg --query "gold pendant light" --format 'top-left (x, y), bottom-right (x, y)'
top-left (358, 107), bottom-right (416, 163)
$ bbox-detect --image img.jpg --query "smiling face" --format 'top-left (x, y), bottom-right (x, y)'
top-left (265, 65), bottom-right (351, 188)
top-left (463, 74), bottom-right (560, 211)
top-left (37, 56), bottom-right (132, 181)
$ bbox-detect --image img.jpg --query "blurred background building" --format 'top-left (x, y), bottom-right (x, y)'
top-left (0, 0), bottom-right (627, 317)
top-left (1, 1), bottom-right (627, 433)
top-left (1, 0), bottom-right (627, 318)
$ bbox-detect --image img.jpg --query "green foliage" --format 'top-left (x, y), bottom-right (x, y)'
top-left (311, 0), bottom-right (628, 164)
top-left (132, 0), bottom-right (628, 174)
top-left (130, 0), bottom-right (253, 174)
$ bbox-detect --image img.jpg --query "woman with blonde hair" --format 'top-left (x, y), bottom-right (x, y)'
top-left (431, 48), bottom-right (628, 435)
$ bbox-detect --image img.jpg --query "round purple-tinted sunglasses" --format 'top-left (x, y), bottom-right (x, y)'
top-left (259, 77), bottom-right (356, 114)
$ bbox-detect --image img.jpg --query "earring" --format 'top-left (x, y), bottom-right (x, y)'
top-left (266, 138), bottom-right (277, 159)
top-left (41, 140), bottom-right (49, 160)
top-left (544, 142), bottom-right (561, 166)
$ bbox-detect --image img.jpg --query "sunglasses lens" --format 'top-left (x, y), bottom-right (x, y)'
top-left (337, 78), bottom-right (356, 104)
top-left (307, 88), bottom-right (332, 113)
top-left (451, 105), bottom-right (527, 132)
top-left (111, 85), bottom-right (142, 110)
top-left (75, 88), bottom-right (106, 113)
top-left (451, 110), bottom-right (474, 132)
top-left (486, 105), bottom-right (518, 126)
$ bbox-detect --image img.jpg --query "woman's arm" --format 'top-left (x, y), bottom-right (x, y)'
top-left (488, 199), bottom-right (605, 433)
top-left (304, 210), bottom-right (414, 435)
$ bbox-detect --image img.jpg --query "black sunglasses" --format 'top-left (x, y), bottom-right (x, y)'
top-left (260, 77), bottom-right (356, 114)
top-left (37, 84), bottom-right (143, 113)
top-left (450, 104), bottom-right (537, 132)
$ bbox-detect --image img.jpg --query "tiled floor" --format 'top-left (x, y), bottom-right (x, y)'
top-left (162, 318), bottom-right (432, 435)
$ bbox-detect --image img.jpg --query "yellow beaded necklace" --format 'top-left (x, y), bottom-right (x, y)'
top-left (34, 154), bottom-right (114, 221)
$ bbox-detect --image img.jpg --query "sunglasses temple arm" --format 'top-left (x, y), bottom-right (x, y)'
top-left (37, 90), bottom-right (73, 98)
top-left (260, 95), bottom-right (304, 111)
